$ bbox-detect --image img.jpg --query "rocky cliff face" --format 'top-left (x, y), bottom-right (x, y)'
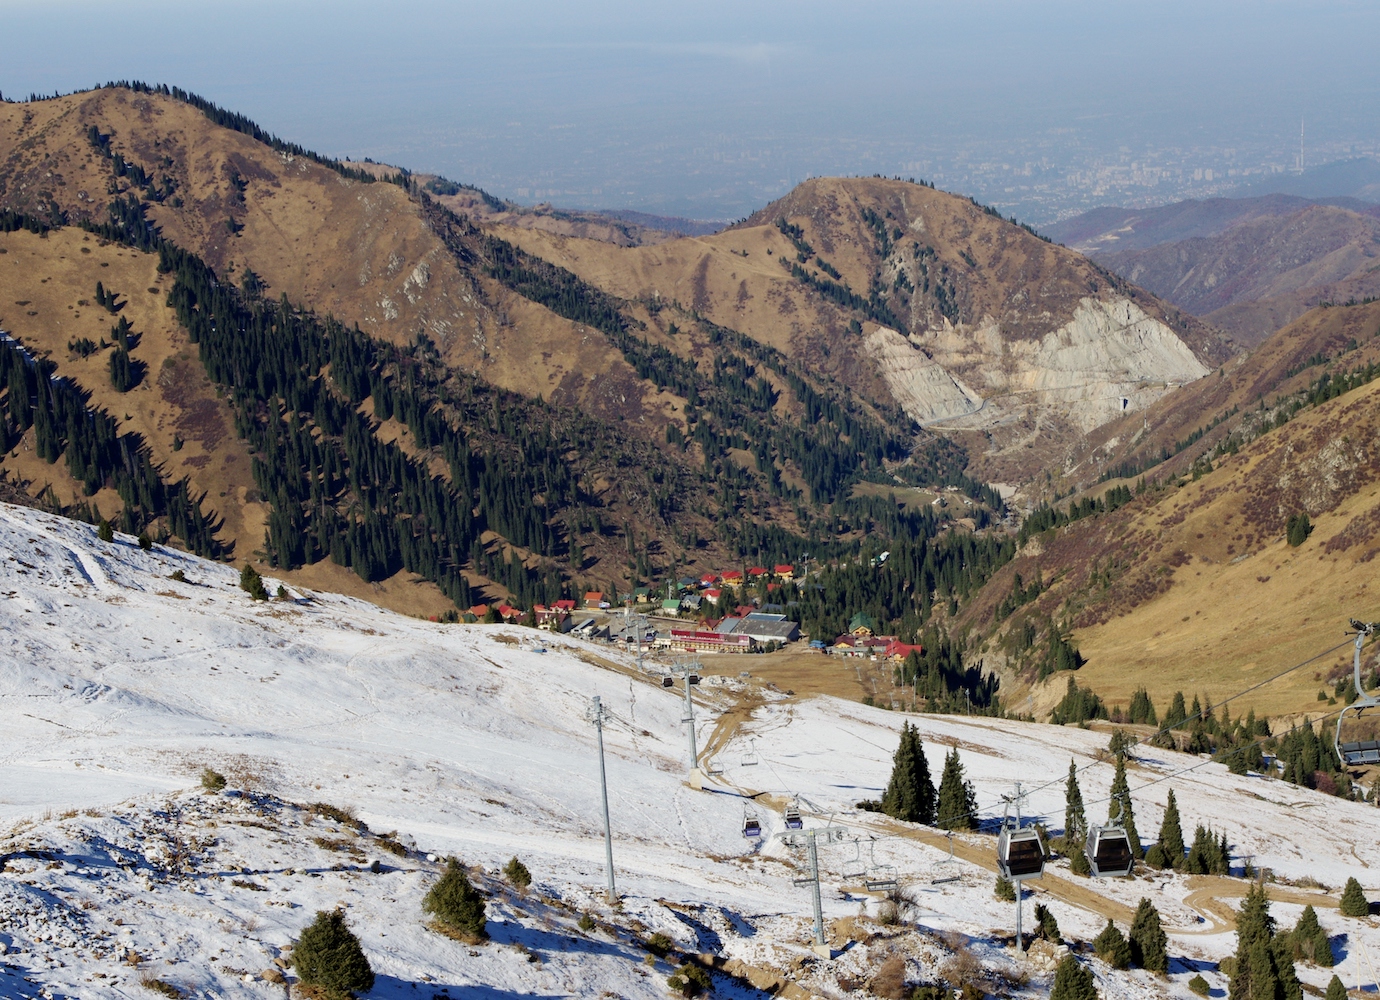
top-left (868, 297), bottom-right (1211, 481)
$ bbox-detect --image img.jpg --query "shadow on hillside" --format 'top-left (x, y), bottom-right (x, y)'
top-left (366, 977), bottom-right (562, 1000)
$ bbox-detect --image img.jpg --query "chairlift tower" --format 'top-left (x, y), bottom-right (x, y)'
top-left (1337, 619), bottom-right (1380, 766)
top-left (667, 657), bottom-right (705, 782)
top-left (621, 605), bottom-right (651, 673)
top-left (995, 782), bottom-right (1045, 953)
top-left (586, 696), bottom-right (618, 903)
top-left (778, 818), bottom-right (849, 958)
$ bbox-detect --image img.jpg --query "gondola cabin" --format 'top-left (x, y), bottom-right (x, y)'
top-left (1085, 826), bottom-right (1134, 878)
top-left (742, 816), bottom-right (761, 838)
top-left (784, 804), bottom-right (803, 830)
top-left (996, 826), bottom-right (1045, 880)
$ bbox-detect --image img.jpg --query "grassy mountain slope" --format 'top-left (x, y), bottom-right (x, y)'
top-left (1072, 300), bottom-right (1380, 493)
top-left (1102, 205), bottom-right (1380, 341)
top-left (962, 339), bottom-right (1380, 719)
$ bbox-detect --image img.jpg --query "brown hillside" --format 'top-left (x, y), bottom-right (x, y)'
top-left (0, 226), bottom-right (456, 616)
top-left (0, 89), bottom-right (653, 425)
top-left (1101, 204), bottom-right (1380, 346)
top-left (497, 176), bottom-right (1236, 488)
top-left (965, 369), bottom-right (1380, 721)
top-left (1073, 300), bottom-right (1380, 493)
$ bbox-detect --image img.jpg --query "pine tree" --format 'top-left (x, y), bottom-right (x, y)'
top-left (882, 723), bottom-right (936, 823)
top-left (291, 909), bottom-right (375, 1000)
top-left (1109, 753), bottom-right (1143, 857)
top-left (1159, 788), bottom-right (1185, 868)
top-left (936, 745), bottom-right (977, 830)
top-left (1340, 876), bottom-right (1370, 917)
top-left (1093, 919), bottom-right (1131, 968)
top-left (1167, 690), bottom-right (1188, 729)
top-left (423, 858), bottom-right (488, 941)
top-left (1034, 902), bottom-right (1061, 943)
top-left (240, 563), bottom-right (269, 601)
top-left (97, 519), bottom-right (114, 542)
top-left (1229, 882), bottom-right (1298, 1000)
top-left (1130, 897), bottom-right (1169, 973)
top-left (1325, 976), bottom-right (1347, 1000)
top-left (1050, 954), bottom-right (1097, 1000)
top-left (1293, 905), bottom-right (1333, 967)
top-left (1064, 758), bottom-right (1086, 844)
top-left (503, 856), bottom-right (532, 889)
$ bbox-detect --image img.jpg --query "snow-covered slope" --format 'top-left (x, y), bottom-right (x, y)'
top-left (0, 502), bottom-right (1376, 1000)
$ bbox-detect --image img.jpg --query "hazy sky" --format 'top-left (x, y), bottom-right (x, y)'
top-left (5, 1), bottom-right (1379, 220)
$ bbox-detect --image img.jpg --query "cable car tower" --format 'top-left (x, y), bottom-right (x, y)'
top-left (777, 807), bottom-right (849, 958)
top-left (1085, 794), bottom-right (1135, 878)
top-left (1337, 619), bottom-right (1380, 767)
top-left (666, 657), bottom-right (706, 783)
top-left (995, 783), bottom-right (1045, 952)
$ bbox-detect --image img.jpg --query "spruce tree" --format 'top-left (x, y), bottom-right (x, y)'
top-left (1159, 788), bottom-right (1185, 868)
top-left (1129, 898), bottom-right (1169, 973)
top-left (1109, 753), bottom-right (1143, 857)
top-left (882, 723), bottom-right (936, 823)
top-left (1064, 758), bottom-right (1086, 844)
top-left (1167, 690), bottom-right (1188, 729)
top-left (1340, 876), bottom-right (1370, 917)
top-left (1093, 919), bottom-right (1131, 969)
top-left (936, 745), bottom-right (977, 830)
top-left (1050, 954), bottom-right (1097, 1000)
top-left (292, 909), bottom-right (375, 1000)
top-left (1229, 882), bottom-right (1297, 1000)
top-left (1294, 905), bottom-right (1333, 967)
top-left (423, 858), bottom-right (488, 941)
top-left (1325, 976), bottom-right (1347, 1000)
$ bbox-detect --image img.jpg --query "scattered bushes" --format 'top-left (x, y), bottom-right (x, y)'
top-left (578, 913), bottom-right (596, 932)
top-left (503, 855), bottom-right (532, 889)
top-left (645, 932), bottom-right (674, 957)
top-left (1188, 973), bottom-right (1210, 996)
top-left (292, 909), bottom-right (375, 1000)
top-left (667, 963), bottom-right (712, 998)
top-left (199, 768), bottom-right (226, 791)
top-left (870, 954), bottom-right (908, 999)
top-left (423, 858), bottom-right (488, 942)
top-left (139, 976), bottom-right (183, 998)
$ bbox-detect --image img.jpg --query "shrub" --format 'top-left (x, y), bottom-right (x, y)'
top-left (1188, 973), bottom-right (1210, 996)
top-left (139, 976), bottom-right (183, 998)
top-left (292, 909), bottom-right (374, 1000)
top-left (422, 858), bottom-right (488, 942)
top-left (1093, 919), bottom-right (1130, 969)
top-left (1143, 843), bottom-right (1168, 868)
top-left (578, 913), bottom-right (596, 932)
top-left (98, 519), bottom-right (114, 542)
top-left (1069, 849), bottom-right (1091, 877)
top-left (645, 932), bottom-right (674, 957)
top-left (1034, 903), bottom-right (1061, 943)
top-left (1287, 512), bottom-right (1313, 547)
top-left (503, 855), bottom-right (532, 889)
top-left (239, 564), bottom-right (269, 601)
top-left (168, 569), bottom-right (187, 582)
top-left (1050, 954), bottom-right (1096, 1000)
top-left (871, 954), bottom-right (908, 999)
top-left (276, 584), bottom-right (289, 599)
top-left (994, 875), bottom-right (1015, 901)
top-left (137, 532), bottom-right (152, 550)
top-left (667, 963), bottom-right (712, 998)
top-left (1341, 876), bottom-right (1370, 917)
top-left (200, 768), bottom-right (226, 791)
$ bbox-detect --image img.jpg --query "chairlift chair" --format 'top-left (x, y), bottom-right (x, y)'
top-left (1336, 620), bottom-right (1380, 767)
top-left (863, 840), bottom-right (899, 892)
top-left (996, 822), bottom-right (1045, 881)
top-left (841, 838), bottom-right (867, 880)
top-left (741, 738), bottom-right (760, 768)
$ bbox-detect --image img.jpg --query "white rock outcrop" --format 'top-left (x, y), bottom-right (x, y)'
top-left (875, 296), bottom-right (1209, 434)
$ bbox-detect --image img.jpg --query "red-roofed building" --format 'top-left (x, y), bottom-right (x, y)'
top-left (553, 599), bottom-right (577, 612)
top-left (496, 604), bottom-right (522, 621)
top-left (722, 570), bottom-right (744, 584)
top-left (699, 573), bottom-right (718, 587)
top-left (703, 588), bottom-right (723, 604)
top-left (534, 605), bottom-right (572, 631)
top-left (584, 591), bottom-right (607, 609)
top-left (735, 604), bottom-right (757, 618)
top-left (773, 564), bottom-right (795, 580)
top-left (747, 566), bottom-right (768, 578)
top-left (470, 604), bottom-right (490, 618)
top-left (883, 640), bottom-right (924, 662)
top-left (663, 628), bottom-right (751, 653)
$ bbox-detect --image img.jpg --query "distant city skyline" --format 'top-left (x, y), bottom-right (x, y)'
top-left (4, 0), bottom-right (1378, 225)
